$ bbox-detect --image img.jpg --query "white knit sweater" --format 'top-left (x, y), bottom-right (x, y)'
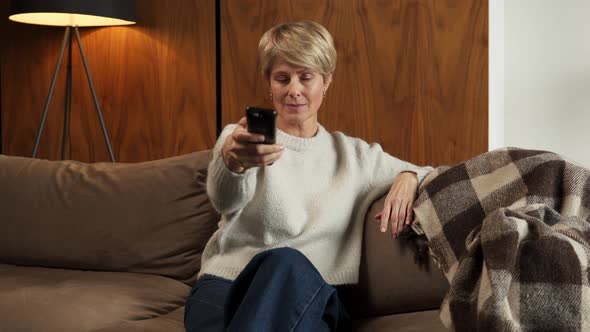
top-left (198, 124), bottom-right (432, 285)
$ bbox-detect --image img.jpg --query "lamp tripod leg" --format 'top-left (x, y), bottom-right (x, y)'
top-left (32, 26), bottom-right (71, 158)
top-left (73, 26), bottom-right (116, 163)
top-left (61, 28), bottom-right (73, 160)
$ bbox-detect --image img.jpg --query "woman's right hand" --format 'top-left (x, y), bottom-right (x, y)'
top-left (222, 117), bottom-right (284, 174)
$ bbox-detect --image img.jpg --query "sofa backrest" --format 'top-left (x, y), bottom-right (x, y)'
top-left (0, 150), bottom-right (448, 315)
top-left (0, 151), bottom-right (218, 286)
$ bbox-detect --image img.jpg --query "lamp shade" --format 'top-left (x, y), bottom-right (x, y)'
top-left (9, 0), bottom-right (136, 27)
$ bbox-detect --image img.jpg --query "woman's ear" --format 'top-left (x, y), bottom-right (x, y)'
top-left (324, 74), bottom-right (333, 91)
top-left (266, 81), bottom-right (272, 100)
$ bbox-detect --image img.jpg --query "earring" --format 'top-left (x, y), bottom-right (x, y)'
top-left (268, 92), bottom-right (273, 100)
top-left (323, 90), bottom-right (326, 97)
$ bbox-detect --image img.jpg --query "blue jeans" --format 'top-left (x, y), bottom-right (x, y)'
top-left (184, 247), bottom-right (351, 332)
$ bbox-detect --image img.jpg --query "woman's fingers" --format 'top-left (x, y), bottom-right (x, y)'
top-left (380, 198), bottom-right (402, 236)
top-left (233, 130), bottom-right (265, 144)
top-left (395, 200), bottom-right (407, 236)
top-left (390, 199), bottom-right (402, 238)
top-left (376, 173), bottom-right (419, 238)
top-left (377, 198), bottom-right (414, 238)
top-left (228, 123), bottom-right (284, 168)
top-left (379, 204), bottom-right (391, 233)
top-left (405, 201), bottom-right (414, 225)
top-left (223, 119), bottom-right (284, 173)
top-left (231, 141), bottom-right (283, 167)
top-left (239, 149), bottom-right (283, 167)
top-left (236, 143), bottom-right (283, 156)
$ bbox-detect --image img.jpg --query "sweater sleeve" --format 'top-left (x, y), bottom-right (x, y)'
top-left (362, 141), bottom-right (433, 192)
top-left (206, 124), bottom-right (258, 215)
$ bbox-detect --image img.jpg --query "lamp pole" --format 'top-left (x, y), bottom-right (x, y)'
top-left (74, 27), bottom-right (116, 162)
top-left (31, 26), bottom-right (69, 159)
top-left (61, 27), bottom-right (72, 160)
top-left (31, 26), bottom-right (116, 162)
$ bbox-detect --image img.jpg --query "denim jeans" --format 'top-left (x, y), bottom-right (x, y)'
top-left (184, 247), bottom-right (351, 332)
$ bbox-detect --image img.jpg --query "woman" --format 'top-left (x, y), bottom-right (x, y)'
top-left (184, 20), bottom-right (432, 332)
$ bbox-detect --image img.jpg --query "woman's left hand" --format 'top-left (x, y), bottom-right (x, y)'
top-left (375, 172), bottom-right (419, 238)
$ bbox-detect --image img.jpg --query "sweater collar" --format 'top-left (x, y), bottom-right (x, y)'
top-left (277, 124), bottom-right (327, 151)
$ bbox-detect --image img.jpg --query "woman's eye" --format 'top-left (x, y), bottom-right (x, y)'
top-left (300, 74), bottom-right (313, 81)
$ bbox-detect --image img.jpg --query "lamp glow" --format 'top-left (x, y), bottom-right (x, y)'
top-left (9, 0), bottom-right (136, 27)
top-left (9, 13), bottom-right (135, 27)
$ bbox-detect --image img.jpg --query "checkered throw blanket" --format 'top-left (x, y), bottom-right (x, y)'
top-left (412, 147), bottom-right (590, 331)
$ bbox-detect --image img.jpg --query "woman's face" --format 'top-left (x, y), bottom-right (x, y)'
top-left (269, 58), bottom-right (331, 129)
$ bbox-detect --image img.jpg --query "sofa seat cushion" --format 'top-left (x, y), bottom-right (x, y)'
top-left (352, 310), bottom-right (450, 332)
top-left (0, 264), bottom-right (189, 332)
top-left (92, 307), bottom-right (185, 332)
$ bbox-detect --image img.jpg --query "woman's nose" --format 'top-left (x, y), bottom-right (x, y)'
top-left (287, 81), bottom-right (302, 97)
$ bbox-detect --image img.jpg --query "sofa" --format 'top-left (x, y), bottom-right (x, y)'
top-left (0, 150), bottom-right (449, 331)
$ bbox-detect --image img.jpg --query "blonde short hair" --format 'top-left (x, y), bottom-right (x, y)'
top-left (258, 20), bottom-right (337, 81)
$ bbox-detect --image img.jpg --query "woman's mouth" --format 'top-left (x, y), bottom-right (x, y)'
top-left (286, 103), bottom-right (306, 111)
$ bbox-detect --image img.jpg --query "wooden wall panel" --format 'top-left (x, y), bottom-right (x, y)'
top-left (221, 0), bottom-right (488, 167)
top-left (2, 0), bottom-right (487, 165)
top-left (1, 0), bottom-right (216, 162)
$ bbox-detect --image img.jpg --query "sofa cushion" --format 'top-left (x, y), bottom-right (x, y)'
top-left (0, 151), bottom-right (218, 285)
top-left (352, 310), bottom-right (450, 332)
top-left (91, 307), bottom-right (185, 332)
top-left (0, 264), bottom-right (189, 332)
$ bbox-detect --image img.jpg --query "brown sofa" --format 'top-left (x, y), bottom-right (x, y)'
top-left (0, 150), bottom-right (449, 331)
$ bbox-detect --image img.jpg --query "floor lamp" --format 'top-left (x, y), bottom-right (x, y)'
top-left (8, 0), bottom-right (136, 162)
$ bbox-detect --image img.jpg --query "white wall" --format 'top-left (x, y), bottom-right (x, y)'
top-left (489, 0), bottom-right (504, 151)
top-left (490, 0), bottom-right (590, 168)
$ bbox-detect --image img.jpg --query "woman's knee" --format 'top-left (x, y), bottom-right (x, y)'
top-left (266, 246), bottom-right (307, 260)
top-left (254, 247), bottom-right (315, 270)
top-left (184, 276), bottom-right (232, 331)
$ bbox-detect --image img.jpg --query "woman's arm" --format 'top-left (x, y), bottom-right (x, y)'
top-left (363, 143), bottom-right (432, 238)
top-left (206, 124), bottom-right (256, 215)
top-left (206, 118), bottom-right (283, 215)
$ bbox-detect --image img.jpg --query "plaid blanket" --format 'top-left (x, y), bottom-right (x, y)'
top-left (412, 147), bottom-right (590, 331)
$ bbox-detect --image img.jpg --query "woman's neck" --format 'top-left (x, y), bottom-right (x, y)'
top-left (277, 117), bottom-right (319, 138)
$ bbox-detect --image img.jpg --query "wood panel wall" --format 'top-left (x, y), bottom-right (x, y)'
top-left (0, 0), bottom-right (216, 162)
top-left (221, 0), bottom-right (488, 167)
top-left (2, 0), bottom-right (488, 166)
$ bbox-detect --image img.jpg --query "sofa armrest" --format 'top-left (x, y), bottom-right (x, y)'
top-left (346, 195), bottom-right (449, 318)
